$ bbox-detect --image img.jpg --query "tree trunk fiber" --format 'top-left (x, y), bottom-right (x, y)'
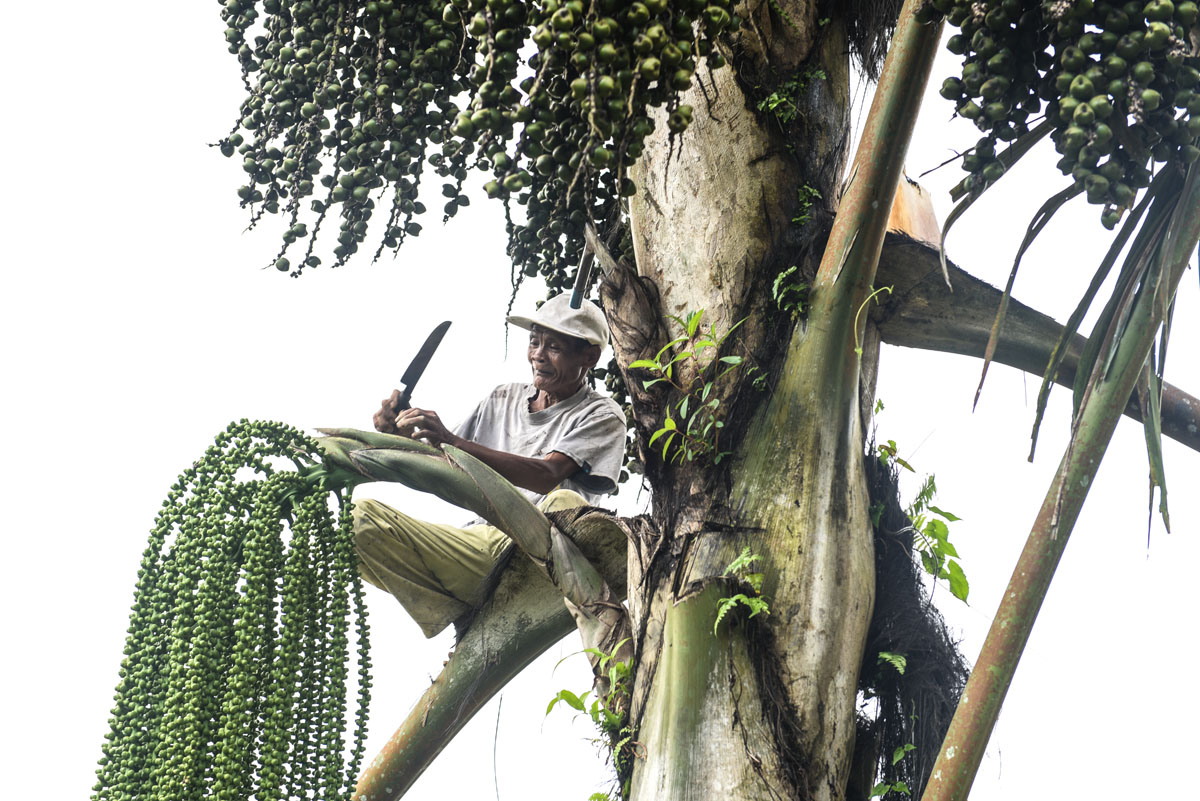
top-left (611, 12), bottom-right (877, 800)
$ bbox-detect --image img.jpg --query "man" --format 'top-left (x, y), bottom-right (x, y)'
top-left (354, 294), bottom-right (627, 637)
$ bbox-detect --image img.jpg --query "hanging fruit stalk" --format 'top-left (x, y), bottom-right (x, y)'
top-left (317, 427), bottom-right (633, 699)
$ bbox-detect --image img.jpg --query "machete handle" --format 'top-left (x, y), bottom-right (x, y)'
top-left (570, 250), bottom-right (595, 309)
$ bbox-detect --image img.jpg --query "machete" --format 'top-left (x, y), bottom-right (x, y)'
top-left (396, 320), bottom-right (451, 409)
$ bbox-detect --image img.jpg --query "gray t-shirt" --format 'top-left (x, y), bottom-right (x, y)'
top-left (454, 382), bottom-right (626, 506)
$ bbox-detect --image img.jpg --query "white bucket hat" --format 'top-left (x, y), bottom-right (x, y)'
top-left (507, 293), bottom-right (609, 346)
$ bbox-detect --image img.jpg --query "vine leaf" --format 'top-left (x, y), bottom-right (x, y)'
top-left (877, 651), bottom-right (907, 675)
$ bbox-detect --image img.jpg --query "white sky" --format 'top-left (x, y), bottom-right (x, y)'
top-left (1, 5), bottom-right (1197, 800)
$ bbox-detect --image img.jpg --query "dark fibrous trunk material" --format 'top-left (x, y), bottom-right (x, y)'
top-left (854, 452), bottom-right (971, 801)
top-left (842, 0), bottom-right (906, 79)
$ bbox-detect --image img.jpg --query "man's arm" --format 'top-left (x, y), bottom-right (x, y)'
top-left (397, 407), bottom-right (580, 495)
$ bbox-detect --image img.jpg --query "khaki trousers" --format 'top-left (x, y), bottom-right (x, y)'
top-left (353, 489), bottom-right (587, 638)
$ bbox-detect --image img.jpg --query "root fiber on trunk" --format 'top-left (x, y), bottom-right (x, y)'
top-left (851, 453), bottom-right (971, 801)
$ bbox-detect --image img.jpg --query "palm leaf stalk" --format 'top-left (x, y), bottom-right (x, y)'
top-left (869, 240), bottom-right (1200, 455)
top-left (314, 429), bottom-right (635, 801)
top-left (316, 428), bottom-right (632, 694)
top-left (920, 163), bottom-right (1200, 801)
top-left (350, 509), bottom-right (630, 801)
top-left (319, 429), bottom-right (638, 652)
top-left (739, 0), bottom-right (943, 495)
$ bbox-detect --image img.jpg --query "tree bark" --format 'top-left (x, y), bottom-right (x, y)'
top-left (605, 9), bottom-right (882, 800)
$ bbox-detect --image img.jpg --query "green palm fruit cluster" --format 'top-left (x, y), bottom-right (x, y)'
top-left (919, 0), bottom-right (1200, 228)
top-left (92, 420), bottom-right (371, 801)
top-left (219, 0), bottom-right (473, 270)
top-left (595, 355), bottom-right (638, 481)
top-left (216, 0), bottom-right (738, 291)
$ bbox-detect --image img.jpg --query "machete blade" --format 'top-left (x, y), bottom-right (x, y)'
top-left (398, 320), bottom-right (451, 408)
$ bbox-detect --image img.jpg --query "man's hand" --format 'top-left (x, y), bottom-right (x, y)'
top-left (399, 408), bottom-right (461, 448)
top-left (373, 393), bottom-right (459, 447)
top-left (373, 390), bottom-right (404, 435)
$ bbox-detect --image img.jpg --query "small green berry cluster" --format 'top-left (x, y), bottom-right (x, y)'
top-left (219, 0), bottom-right (473, 270)
top-left (215, 0), bottom-right (737, 292)
top-left (92, 420), bottom-right (371, 801)
top-left (596, 356), bottom-right (639, 482)
top-left (466, 0), bottom-right (737, 289)
top-left (920, 0), bottom-right (1200, 228)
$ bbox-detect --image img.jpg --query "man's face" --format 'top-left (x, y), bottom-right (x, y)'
top-left (527, 326), bottom-right (597, 398)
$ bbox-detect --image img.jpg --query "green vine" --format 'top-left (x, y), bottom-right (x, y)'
top-left (756, 67), bottom-right (828, 126)
top-left (873, 432), bottom-right (970, 604)
top-left (791, 183), bottom-right (822, 227)
top-left (714, 547), bottom-right (770, 634)
top-left (772, 264), bottom-right (809, 318)
top-left (547, 641), bottom-right (635, 801)
top-left (869, 654), bottom-right (915, 799)
top-left (629, 310), bottom-right (747, 466)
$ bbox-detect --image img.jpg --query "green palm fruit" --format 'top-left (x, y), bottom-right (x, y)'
top-left (1061, 45), bottom-right (1088, 72)
top-left (1115, 33), bottom-right (1145, 59)
top-left (984, 102), bottom-right (1010, 121)
top-left (982, 161), bottom-right (1006, 182)
top-left (1102, 54), bottom-right (1128, 78)
top-left (1089, 95), bottom-right (1114, 119)
top-left (1084, 172), bottom-right (1110, 200)
top-left (1080, 145), bottom-right (1104, 168)
top-left (981, 76), bottom-right (1012, 100)
top-left (1099, 159), bottom-right (1126, 181)
top-left (1111, 181), bottom-right (1135, 204)
top-left (1144, 21), bottom-right (1171, 49)
top-left (1070, 74), bottom-right (1096, 100)
top-left (1063, 125), bottom-right (1089, 151)
top-left (1105, 7), bottom-right (1131, 32)
top-left (1079, 33), bottom-right (1103, 54)
top-left (958, 100), bottom-right (983, 120)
